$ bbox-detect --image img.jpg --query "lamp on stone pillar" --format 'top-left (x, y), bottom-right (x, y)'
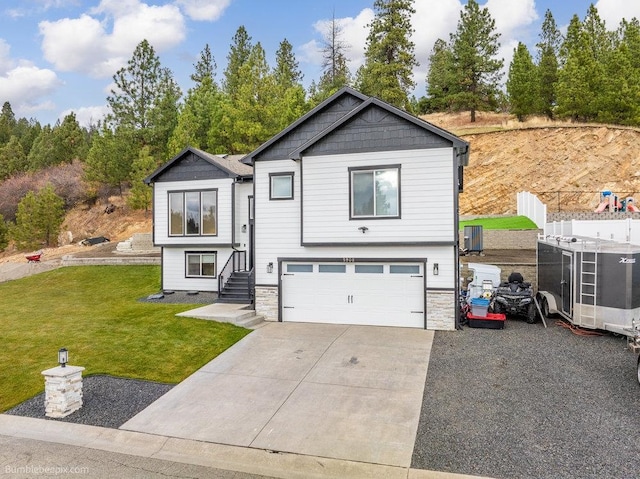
top-left (58, 348), bottom-right (68, 368)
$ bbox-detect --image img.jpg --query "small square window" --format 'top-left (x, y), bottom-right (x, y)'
top-left (270, 173), bottom-right (293, 200)
top-left (350, 166), bottom-right (400, 218)
top-left (186, 252), bottom-right (217, 278)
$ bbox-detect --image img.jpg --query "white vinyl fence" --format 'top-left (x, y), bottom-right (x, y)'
top-left (517, 191), bottom-right (546, 228)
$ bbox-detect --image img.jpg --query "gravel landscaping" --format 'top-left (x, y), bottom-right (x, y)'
top-left (412, 318), bottom-right (640, 479)
top-left (6, 375), bottom-right (174, 428)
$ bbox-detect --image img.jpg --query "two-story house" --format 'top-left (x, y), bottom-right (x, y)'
top-left (243, 87), bottom-right (469, 330)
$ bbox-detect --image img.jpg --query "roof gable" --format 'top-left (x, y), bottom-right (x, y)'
top-left (291, 98), bottom-right (469, 160)
top-left (242, 87), bottom-right (367, 163)
top-left (145, 147), bottom-right (252, 184)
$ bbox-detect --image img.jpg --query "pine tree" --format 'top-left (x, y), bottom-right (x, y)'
top-left (51, 112), bottom-right (88, 165)
top-left (273, 39), bottom-right (307, 129)
top-left (10, 184), bottom-right (65, 249)
top-left (426, 38), bottom-right (455, 112)
top-left (127, 146), bottom-right (155, 211)
top-left (0, 135), bottom-right (26, 179)
top-left (107, 39), bottom-right (181, 159)
top-left (448, 0), bottom-right (503, 122)
top-left (85, 125), bottom-right (136, 194)
top-left (355, 0), bottom-right (417, 110)
top-left (223, 26), bottom-right (253, 99)
top-left (0, 102), bottom-right (16, 145)
top-left (536, 9), bottom-right (562, 118)
top-left (27, 125), bottom-right (54, 170)
top-left (168, 44), bottom-right (224, 155)
top-left (507, 42), bottom-right (538, 121)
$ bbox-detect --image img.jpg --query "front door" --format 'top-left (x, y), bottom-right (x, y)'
top-left (561, 251), bottom-right (573, 316)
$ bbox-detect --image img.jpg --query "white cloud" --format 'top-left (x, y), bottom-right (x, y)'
top-left (0, 61), bottom-right (60, 115)
top-left (175, 0), bottom-right (231, 21)
top-left (595, 0), bottom-right (640, 27)
top-left (39, 0), bottom-right (186, 78)
top-left (485, 0), bottom-right (538, 39)
top-left (60, 105), bottom-right (110, 127)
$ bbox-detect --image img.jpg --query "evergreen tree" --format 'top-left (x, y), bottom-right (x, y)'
top-left (127, 146), bottom-right (155, 211)
top-left (273, 39), bottom-right (307, 129)
top-left (426, 38), bottom-right (455, 112)
top-left (0, 135), bottom-right (27, 179)
top-left (536, 9), bottom-right (562, 118)
top-left (506, 42), bottom-right (538, 121)
top-left (355, 0), bottom-right (417, 110)
top-left (10, 184), bottom-right (65, 249)
top-left (27, 125), bottom-right (54, 170)
top-left (448, 0), bottom-right (503, 122)
top-left (168, 44), bottom-right (224, 155)
top-left (51, 113), bottom-right (88, 165)
top-left (0, 102), bottom-right (16, 145)
top-left (85, 125), bottom-right (135, 194)
top-left (223, 26), bottom-right (253, 98)
top-left (107, 39), bottom-right (181, 160)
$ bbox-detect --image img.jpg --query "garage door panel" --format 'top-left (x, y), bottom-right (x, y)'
top-left (281, 262), bottom-right (425, 328)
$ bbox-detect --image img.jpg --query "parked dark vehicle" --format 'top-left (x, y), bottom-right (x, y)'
top-left (492, 272), bottom-right (536, 323)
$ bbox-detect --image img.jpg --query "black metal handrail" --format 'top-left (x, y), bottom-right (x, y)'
top-left (218, 250), bottom-right (247, 293)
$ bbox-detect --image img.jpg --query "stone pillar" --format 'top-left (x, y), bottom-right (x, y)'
top-left (41, 365), bottom-right (85, 418)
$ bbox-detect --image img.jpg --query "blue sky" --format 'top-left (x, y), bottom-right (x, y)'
top-left (0, 0), bottom-right (636, 127)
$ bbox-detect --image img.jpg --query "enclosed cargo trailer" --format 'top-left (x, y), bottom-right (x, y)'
top-left (537, 234), bottom-right (640, 336)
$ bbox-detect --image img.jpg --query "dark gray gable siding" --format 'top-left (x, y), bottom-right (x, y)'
top-left (300, 104), bottom-right (452, 157)
top-left (255, 94), bottom-right (364, 161)
top-left (154, 152), bottom-right (233, 182)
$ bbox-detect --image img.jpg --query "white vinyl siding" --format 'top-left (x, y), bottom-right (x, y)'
top-left (302, 149), bottom-right (454, 244)
top-left (234, 181), bottom-right (253, 249)
top-left (153, 179), bottom-right (233, 245)
top-left (162, 247), bottom-right (238, 291)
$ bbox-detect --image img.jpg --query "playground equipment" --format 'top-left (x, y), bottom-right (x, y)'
top-left (594, 190), bottom-right (639, 212)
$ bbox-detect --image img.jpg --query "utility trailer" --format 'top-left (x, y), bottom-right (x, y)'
top-left (537, 234), bottom-right (640, 336)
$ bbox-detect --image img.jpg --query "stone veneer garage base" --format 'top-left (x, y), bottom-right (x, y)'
top-left (255, 286), bottom-right (455, 330)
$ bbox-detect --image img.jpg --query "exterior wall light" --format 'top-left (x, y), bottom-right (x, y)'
top-left (267, 262), bottom-right (274, 273)
top-left (358, 226), bottom-right (369, 234)
top-left (241, 224), bottom-right (247, 233)
top-left (433, 263), bottom-right (439, 275)
top-left (58, 348), bottom-right (68, 368)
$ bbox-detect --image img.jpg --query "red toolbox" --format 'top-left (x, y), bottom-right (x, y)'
top-left (466, 312), bottom-right (506, 329)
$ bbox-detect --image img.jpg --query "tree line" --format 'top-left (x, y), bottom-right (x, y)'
top-left (0, 0), bottom-right (638, 251)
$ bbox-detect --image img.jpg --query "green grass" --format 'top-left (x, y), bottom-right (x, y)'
top-left (459, 215), bottom-right (538, 230)
top-left (0, 265), bottom-right (251, 412)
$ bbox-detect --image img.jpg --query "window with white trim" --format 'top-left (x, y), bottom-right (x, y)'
top-left (186, 252), bottom-right (217, 277)
top-left (169, 190), bottom-right (217, 236)
top-left (350, 166), bottom-right (400, 218)
top-left (270, 173), bottom-right (294, 200)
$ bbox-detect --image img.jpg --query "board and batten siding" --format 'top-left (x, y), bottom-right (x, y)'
top-left (254, 159), bottom-right (456, 290)
top-left (162, 247), bottom-right (235, 292)
top-left (302, 148), bottom-right (455, 244)
top-left (153, 178), bottom-right (233, 245)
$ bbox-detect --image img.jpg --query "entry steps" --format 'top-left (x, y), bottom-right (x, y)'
top-left (176, 302), bottom-right (264, 329)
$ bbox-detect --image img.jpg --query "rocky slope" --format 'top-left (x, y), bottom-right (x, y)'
top-left (424, 112), bottom-right (640, 215)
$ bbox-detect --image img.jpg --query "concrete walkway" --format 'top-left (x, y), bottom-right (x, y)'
top-left (122, 322), bottom-right (433, 468)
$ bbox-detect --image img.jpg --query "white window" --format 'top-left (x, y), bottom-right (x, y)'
top-left (169, 190), bottom-right (217, 236)
top-left (186, 252), bottom-right (217, 277)
top-left (350, 166), bottom-right (400, 218)
top-left (270, 173), bottom-right (294, 200)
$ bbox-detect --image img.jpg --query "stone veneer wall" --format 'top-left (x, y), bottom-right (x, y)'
top-left (427, 291), bottom-right (456, 331)
top-left (255, 286), bottom-right (279, 322)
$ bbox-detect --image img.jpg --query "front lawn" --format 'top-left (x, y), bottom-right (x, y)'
top-left (459, 215), bottom-right (538, 230)
top-left (0, 265), bottom-right (250, 412)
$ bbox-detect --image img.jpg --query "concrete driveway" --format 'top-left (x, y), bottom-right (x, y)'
top-left (121, 322), bottom-right (433, 468)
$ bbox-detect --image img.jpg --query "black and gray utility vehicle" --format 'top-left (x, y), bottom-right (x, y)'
top-left (492, 272), bottom-right (536, 323)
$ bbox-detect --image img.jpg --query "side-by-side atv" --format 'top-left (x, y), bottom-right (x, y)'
top-left (492, 272), bottom-right (537, 323)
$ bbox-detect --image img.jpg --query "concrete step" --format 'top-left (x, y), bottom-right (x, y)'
top-left (176, 303), bottom-right (263, 329)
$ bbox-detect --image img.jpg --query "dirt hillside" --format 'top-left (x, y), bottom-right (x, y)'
top-left (423, 112), bottom-right (640, 215)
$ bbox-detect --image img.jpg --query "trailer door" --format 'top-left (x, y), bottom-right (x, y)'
top-left (562, 251), bottom-right (573, 316)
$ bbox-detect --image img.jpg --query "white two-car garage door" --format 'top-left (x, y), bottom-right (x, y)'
top-left (281, 261), bottom-right (426, 328)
